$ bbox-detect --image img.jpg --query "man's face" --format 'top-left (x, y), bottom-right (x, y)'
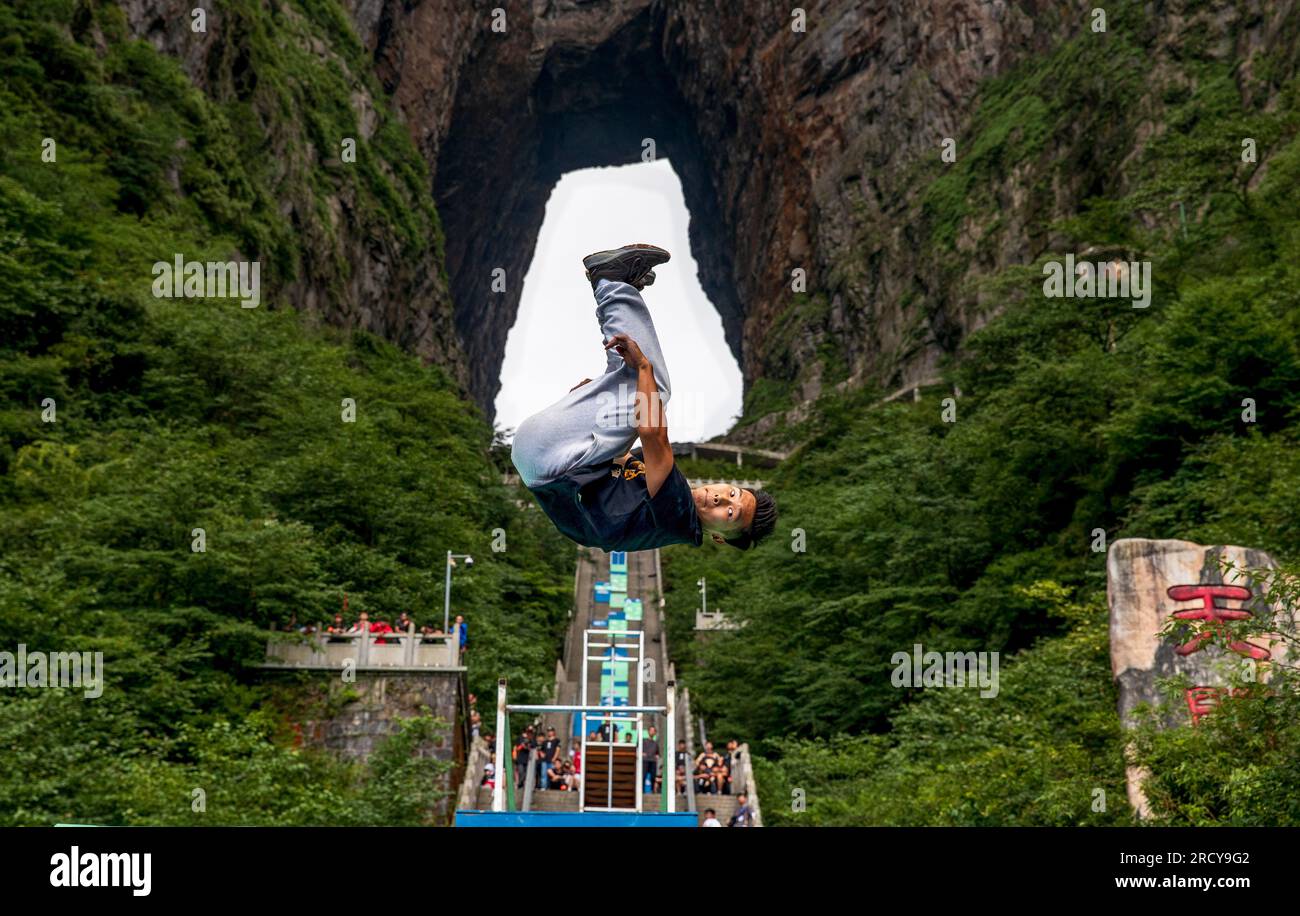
top-left (691, 484), bottom-right (756, 543)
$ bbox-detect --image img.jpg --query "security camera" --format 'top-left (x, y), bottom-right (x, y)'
top-left (465, 556), bottom-right (474, 567)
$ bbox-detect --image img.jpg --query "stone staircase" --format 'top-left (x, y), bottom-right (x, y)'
top-left (475, 784), bottom-right (580, 812)
top-left (463, 546), bottom-right (762, 824)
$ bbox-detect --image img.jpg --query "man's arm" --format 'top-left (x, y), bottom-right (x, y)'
top-left (604, 332), bottom-right (673, 498)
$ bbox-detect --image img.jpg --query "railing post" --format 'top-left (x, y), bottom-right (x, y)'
top-left (664, 681), bottom-right (676, 813)
top-left (493, 678), bottom-right (507, 812)
top-left (403, 624), bottom-right (415, 666)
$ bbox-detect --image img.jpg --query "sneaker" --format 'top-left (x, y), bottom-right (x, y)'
top-left (583, 243), bottom-right (670, 290)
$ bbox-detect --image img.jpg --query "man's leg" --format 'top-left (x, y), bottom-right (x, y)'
top-left (511, 279), bottom-right (673, 487)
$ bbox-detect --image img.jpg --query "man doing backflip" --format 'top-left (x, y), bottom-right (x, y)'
top-left (512, 244), bottom-right (777, 552)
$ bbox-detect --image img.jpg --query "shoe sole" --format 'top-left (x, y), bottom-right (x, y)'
top-left (582, 243), bottom-right (671, 273)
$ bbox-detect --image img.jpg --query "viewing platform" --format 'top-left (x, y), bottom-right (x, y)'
top-left (261, 628), bottom-right (462, 671)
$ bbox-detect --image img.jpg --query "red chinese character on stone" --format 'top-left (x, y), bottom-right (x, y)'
top-left (1184, 685), bottom-right (1255, 726)
top-left (1184, 686), bottom-right (1223, 725)
top-left (1167, 584), bottom-right (1271, 660)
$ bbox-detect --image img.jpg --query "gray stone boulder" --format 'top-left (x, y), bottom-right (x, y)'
top-left (1107, 537), bottom-right (1286, 816)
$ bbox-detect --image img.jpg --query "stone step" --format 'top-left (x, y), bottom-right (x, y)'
top-left (528, 790), bottom-right (581, 811)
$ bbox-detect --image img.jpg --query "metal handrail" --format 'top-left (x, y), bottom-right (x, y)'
top-left (736, 742), bottom-right (764, 827)
top-left (681, 686), bottom-right (697, 813)
top-left (494, 678), bottom-right (676, 814)
top-left (521, 748), bottom-right (537, 811)
top-left (507, 703), bottom-right (666, 714)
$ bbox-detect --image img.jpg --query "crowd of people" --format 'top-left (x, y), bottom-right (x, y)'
top-left (475, 719), bottom-right (754, 825)
top-left (514, 727), bottom-right (582, 789)
top-left (481, 725), bottom-right (583, 793)
top-left (664, 739), bottom-right (744, 798)
top-left (281, 610), bottom-right (469, 652)
top-left (643, 731), bottom-right (756, 826)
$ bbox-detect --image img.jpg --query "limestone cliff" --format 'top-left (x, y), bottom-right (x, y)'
top-left (119, 0), bottom-right (1300, 425)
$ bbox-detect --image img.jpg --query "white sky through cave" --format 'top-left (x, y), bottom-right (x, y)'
top-left (493, 160), bottom-right (742, 444)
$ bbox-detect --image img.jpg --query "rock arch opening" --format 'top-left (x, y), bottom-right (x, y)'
top-left (431, 6), bottom-right (743, 419)
top-left (493, 160), bottom-right (743, 443)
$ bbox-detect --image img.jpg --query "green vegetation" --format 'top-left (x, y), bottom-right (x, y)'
top-left (5, 0), bottom-right (1300, 828)
top-left (664, 4), bottom-right (1300, 825)
top-left (0, 0), bottom-right (572, 825)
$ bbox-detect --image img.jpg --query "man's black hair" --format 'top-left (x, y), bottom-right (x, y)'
top-left (724, 490), bottom-right (777, 550)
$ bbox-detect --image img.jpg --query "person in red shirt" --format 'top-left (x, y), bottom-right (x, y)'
top-left (369, 617), bottom-right (394, 645)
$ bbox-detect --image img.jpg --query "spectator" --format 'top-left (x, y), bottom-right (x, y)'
top-left (454, 615), bottom-right (467, 656)
top-left (537, 727), bottom-right (561, 791)
top-left (513, 728), bottom-right (534, 789)
top-left (326, 613), bottom-right (347, 635)
top-left (695, 742), bottom-right (721, 795)
top-left (713, 756), bottom-right (729, 796)
top-left (641, 725), bottom-right (660, 794)
top-left (547, 757), bottom-right (566, 791)
top-left (729, 793), bottom-right (754, 827)
top-left (701, 808), bottom-right (722, 828)
top-left (570, 742), bottom-right (581, 775)
top-left (369, 616), bottom-right (394, 645)
top-left (675, 764), bottom-right (687, 796)
top-left (674, 739), bottom-right (689, 777)
top-left (469, 710), bottom-right (482, 739)
top-left (562, 759), bottom-right (580, 792)
top-left (482, 761), bottom-right (495, 790)
top-left (722, 740), bottom-right (739, 794)
top-left (396, 611), bottom-right (415, 633)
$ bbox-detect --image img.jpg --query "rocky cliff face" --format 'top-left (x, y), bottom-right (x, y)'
top-left (120, 0), bottom-right (1300, 425)
top-left (118, 0), bottom-right (469, 390)
top-left (343, 0), bottom-right (1073, 418)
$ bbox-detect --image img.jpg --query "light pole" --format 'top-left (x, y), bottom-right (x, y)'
top-left (697, 577), bottom-right (707, 617)
top-left (444, 550), bottom-right (474, 634)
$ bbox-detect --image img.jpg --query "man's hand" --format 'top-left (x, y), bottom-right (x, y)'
top-left (604, 333), bottom-right (647, 370)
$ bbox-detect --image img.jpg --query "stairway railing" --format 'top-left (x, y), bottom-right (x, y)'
top-left (492, 680), bottom-right (675, 813)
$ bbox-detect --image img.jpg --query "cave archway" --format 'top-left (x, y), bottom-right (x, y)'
top-left (493, 160), bottom-right (743, 442)
top-left (432, 6), bottom-right (743, 418)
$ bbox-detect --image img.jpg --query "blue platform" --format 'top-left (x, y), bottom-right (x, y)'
top-left (455, 810), bottom-right (697, 828)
